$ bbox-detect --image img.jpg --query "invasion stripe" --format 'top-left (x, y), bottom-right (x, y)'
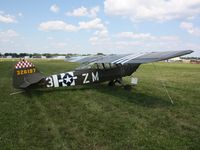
top-left (112, 54), bottom-right (135, 64)
top-left (116, 54), bottom-right (138, 64)
top-left (121, 53), bottom-right (144, 64)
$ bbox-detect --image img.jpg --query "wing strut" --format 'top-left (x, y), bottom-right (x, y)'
top-left (152, 63), bottom-right (174, 105)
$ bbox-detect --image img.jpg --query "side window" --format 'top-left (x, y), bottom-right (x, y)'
top-left (91, 63), bottom-right (118, 70)
top-left (110, 63), bottom-right (115, 68)
top-left (110, 63), bottom-right (118, 68)
top-left (97, 64), bottom-right (104, 69)
top-left (91, 63), bottom-right (98, 69)
top-left (104, 63), bottom-right (110, 69)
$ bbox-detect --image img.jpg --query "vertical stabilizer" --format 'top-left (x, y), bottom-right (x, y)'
top-left (13, 59), bottom-right (44, 89)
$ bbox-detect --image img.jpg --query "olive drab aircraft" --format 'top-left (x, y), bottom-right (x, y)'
top-left (13, 50), bottom-right (193, 90)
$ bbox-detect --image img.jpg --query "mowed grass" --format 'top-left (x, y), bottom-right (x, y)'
top-left (0, 59), bottom-right (199, 150)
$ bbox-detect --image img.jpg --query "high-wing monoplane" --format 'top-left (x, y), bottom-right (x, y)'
top-left (13, 50), bottom-right (193, 90)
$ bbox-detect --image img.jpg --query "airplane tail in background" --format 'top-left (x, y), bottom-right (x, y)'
top-left (13, 59), bottom-right (45, 89)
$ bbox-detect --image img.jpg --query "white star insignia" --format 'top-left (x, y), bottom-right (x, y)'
top-left (65, 75), bottom-right (72, 83)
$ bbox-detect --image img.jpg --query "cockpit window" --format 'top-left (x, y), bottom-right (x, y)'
top-left (91, 63), bottom-right (98, 69)
top-left (76, 63), bottom-right (118, 70)
top-left (97, 64), bottom-right (104, 69)
top-left (95, 63), bottom-right (118, 70)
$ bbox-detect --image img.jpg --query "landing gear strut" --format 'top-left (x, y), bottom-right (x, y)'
top-left (108, 78), bottom-right (132, 91)
top-left (108, 77), bottom-right (122, 86)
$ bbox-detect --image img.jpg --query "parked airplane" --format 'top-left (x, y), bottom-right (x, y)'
top-left (13, 50), bottom-right (193, 90)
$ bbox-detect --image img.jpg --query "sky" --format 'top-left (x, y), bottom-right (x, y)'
top-left (0, 0), bottom-right (200, 56)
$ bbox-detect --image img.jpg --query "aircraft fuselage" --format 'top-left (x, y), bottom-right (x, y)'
top-left (44, 63), bottom-right (140, 88)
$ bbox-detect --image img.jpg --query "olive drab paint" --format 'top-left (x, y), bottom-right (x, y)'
top-left (12, 50), bottom-right (193, 89)
top-left (45, 71), bottom-right (100, 88)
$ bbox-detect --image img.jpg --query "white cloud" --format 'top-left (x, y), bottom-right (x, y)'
top-left (66, 6), bottom-right (99, 18)
top-left (0, 29), bottom-right (19, 42)
top-left (50, 4), bottom-right (59, 13)
top-left (38, 20), bottom-right (78, 32)
top-left (104, 0), bottom-right (200, 21)
top-left (39, 18), bottom-right (106, 32)
top-left (180, 21), bottom-right (200, 36)
top-left (89, 29), bottom-right (109, 45)
top-left (66, 6), bottom-right (88, 17)
top-left (0, 11), bottom-right (16, 23)
top-left (79, 18), bottom-right (105, 30)
top-left (159, 36), bottom-right (180, 42)
top-left (94, 29), bottom-right (108, 38)
top-left (82, 19), bottom-right (108, 45)
top-left (115, 41), bottom-right (142, 48)
top-left (89, 29), bottom-right (182, 52)
top-left (116, 32), bottom-right (180, 42)
top-left (89, 6), bottom-right (100, 18)
top-left (116, 32), bottom-right (156, 40)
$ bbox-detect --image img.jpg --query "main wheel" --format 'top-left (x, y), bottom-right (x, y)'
top-left (108, 80), bottom-right (115, 86)
top-left (124, 84), bottom-right (132, 91)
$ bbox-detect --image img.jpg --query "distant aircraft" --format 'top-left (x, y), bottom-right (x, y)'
top-left (13, 50), bottom-right (193, 90)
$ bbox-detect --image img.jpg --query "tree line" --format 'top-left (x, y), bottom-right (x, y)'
top-left (0, 53), bottom-right (80, 58)
top-left (0, 52), bottom-right (105, 58)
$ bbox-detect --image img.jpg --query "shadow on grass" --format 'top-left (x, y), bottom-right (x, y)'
top-left (95, 85), bottom-right (172, 108)
top-left (22, 84), bottom-right (172, 108)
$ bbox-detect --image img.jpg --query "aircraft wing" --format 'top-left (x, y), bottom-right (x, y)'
top-left (65, 50), bottom-right (193, 64)
top-left (65, 55), bottom-right (108, 63)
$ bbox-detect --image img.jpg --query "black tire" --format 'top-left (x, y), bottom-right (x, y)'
top-left (124, 84), bottom-right (132, 91)
top-left (108, 81), bottom-right (115, 86)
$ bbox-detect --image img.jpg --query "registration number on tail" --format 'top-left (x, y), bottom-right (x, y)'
top-left (16, 68), bottom-right (36, 75)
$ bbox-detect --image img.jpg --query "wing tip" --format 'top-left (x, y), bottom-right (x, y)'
top-left (175, 50), bottom-right (193, 56)
top-left (186, 50), bottom-right (194, 53)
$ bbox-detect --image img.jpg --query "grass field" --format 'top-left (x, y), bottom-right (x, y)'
top-left (0, 59), bottom-right (200, 150)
